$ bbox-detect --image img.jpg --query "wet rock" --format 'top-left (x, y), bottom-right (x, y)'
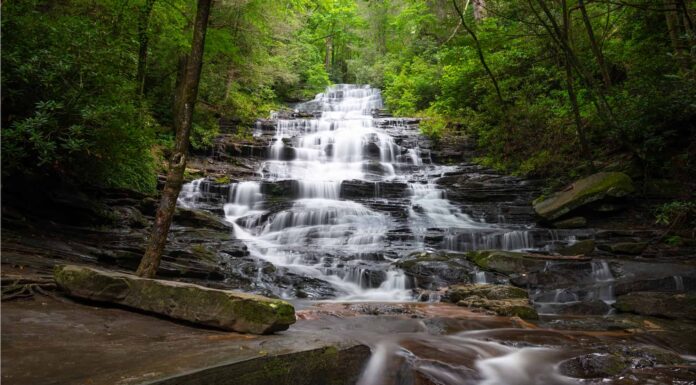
top-left (614, 276), bottom-right (695, 296)
top-left (560, 345), bottom-right (683, 379)
top-left (533, 172), bottom-right (635, 221)
top-left (558, 239), bottom-right (595, 256)
top-left (599, 242), bottom-right (648, 255)
top-left (465, 250), bottom-right (546, 275)
top-left (54, 265), bottom-right (296, 334)
top-left (174, 207), bottom-right (230, 230)
top-left (552, 216), bottom-right (587, 229)
top-left (396, 252), bottom-right (473, 289)
top-left (554, 300), bottom-right (611, 315)
top-left (447, 284), bottom-right (528, 301)
top-left (614, 291), bottom-right (696, 320)
top-left (447, 284), bottom-right (538, 319)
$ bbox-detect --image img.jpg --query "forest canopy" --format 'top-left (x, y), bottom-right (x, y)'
top-left (2, 0), bottom-right (695, 192)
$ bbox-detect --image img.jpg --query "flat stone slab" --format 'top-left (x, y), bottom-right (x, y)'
top-left (1, 297), bottom-right (368, 385)
top-left (54, 265), bottom-right (295, 334)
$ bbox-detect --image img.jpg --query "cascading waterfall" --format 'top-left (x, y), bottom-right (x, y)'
top-left (178, 84), bottom-right (565, 301)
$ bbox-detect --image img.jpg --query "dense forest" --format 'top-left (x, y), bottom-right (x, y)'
top-left (3, 2), bottom-right (696, 384)
top-left (4, 0), bottom-right (695, 192)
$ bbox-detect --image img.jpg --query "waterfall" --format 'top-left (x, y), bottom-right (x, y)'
top-left (177, 84), bottom-right (550, 301)
top-left (590, 260), bottom-right (615, 304)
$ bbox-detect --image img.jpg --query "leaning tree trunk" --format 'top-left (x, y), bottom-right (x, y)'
top-left (136, 0), bottom-right (212, 278)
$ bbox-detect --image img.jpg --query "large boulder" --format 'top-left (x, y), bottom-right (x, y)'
top-left (614, 292), bottom-right (696, 320)
top-left (533, 172), bottom-right (634, 221)
top-left (54, 265), bottom-right (295, 334)
top-left (446, 284), bottom-right (538, 319)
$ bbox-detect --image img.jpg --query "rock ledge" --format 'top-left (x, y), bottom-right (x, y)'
top-left (54, 264), bottom-right (295, 334)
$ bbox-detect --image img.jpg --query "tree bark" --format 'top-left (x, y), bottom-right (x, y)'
top-left (136, 0), bottom-right (157, 97)
top-left (578, 0), bottom-right (612, 88)
top-left (452, 0), bottom-right (504, 105)
top-left (137, 0), bottom-right (212, 278)
top-left (562, 0), bottom-right (592, 165)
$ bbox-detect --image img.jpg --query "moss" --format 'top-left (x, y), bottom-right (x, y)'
top-left (533, 172), bottom-right (635, 220)
top-left (214, 175), bottom-right (232, 184)
top-left (190, 244), bottom-right (217, 261)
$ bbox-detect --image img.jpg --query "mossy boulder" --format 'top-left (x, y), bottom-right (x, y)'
top-left (614, 292), bottom-right (696, 320)
top-left (466, 250), bottom-right (546, 275)
top-left (558, 239), bottom-right (596, 256)
top-left (54, 265), bottom-right (295, 334)
top-left (446, 284), bottom-right (538, 320)
top-left (533, 172), bottom-right (635, 221)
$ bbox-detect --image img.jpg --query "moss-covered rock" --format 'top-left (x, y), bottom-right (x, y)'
top-left (533, 172), bottom-right (635, 221)
top-left (552, 216), bottom-right (587, 229)
top-left (465, 250), bottom-right (546, 275)
top-left (54, 265), bottom-right (296, 334)
top-left (446, 284), bottom-right (538, 320)
top-left (558, 239), bottom-right (595, 256)
top-left (601, 242), bottom-right (648, 255)
top-left (614, 292), bottom-right (696, 320)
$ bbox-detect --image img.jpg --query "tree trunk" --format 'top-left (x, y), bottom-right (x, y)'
top-left (136, 0), bottom-right (157, 97)
top-left (452, 0), bottom-right (504, 105)
top-left (136, 0), bottom-right (212, 278)
top-left (562, 0), bottom-right (592, 165)
top-left (578, 0), bottom-right (612, 88)
top-left (473, 0), bottom-right (486, 21)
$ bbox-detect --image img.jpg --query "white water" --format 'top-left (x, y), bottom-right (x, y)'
top-left (178, 84), bottom-right (571, 301)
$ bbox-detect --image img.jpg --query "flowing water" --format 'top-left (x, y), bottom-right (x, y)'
top-left (177, 85), bottom-right (695, 384)
top-left (180, 84), bottom-right (550, 301)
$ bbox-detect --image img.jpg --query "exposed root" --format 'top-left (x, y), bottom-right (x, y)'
top-left (1, 275), bottom-right (61, 301)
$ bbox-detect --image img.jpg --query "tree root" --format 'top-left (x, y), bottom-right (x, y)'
top-left (1, 276), bottom-right (61, 301)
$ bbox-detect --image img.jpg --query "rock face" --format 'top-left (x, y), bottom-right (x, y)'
top-left (614, 292), bottom-right (696, 320)
top-left (54, 265), bottom-right (296, 334)
top-left (533, 172), bottom-right (635, 221)
top-left (446, 284), bottom-right (538, 319)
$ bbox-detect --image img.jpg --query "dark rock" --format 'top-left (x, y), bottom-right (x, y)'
top-left (554, 300), bottom-right (611, 315)
top-left (558, 239), bottom-right (595, 256)
top-left (614, 276), bottom-right (695, 296)
top-left (552, 216), bottom-right (587, 229)
top-left (614, 291), bottom-right (696, 320)
top-left (396, 252), bottom-right (473, 289)
top-left (599, 242), bottom-right (648, 255)
top-left (560, 345), bottom-right (683, 379)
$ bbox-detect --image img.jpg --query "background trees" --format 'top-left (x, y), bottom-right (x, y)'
top-left (3, 0), bottom-right (694, 193)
